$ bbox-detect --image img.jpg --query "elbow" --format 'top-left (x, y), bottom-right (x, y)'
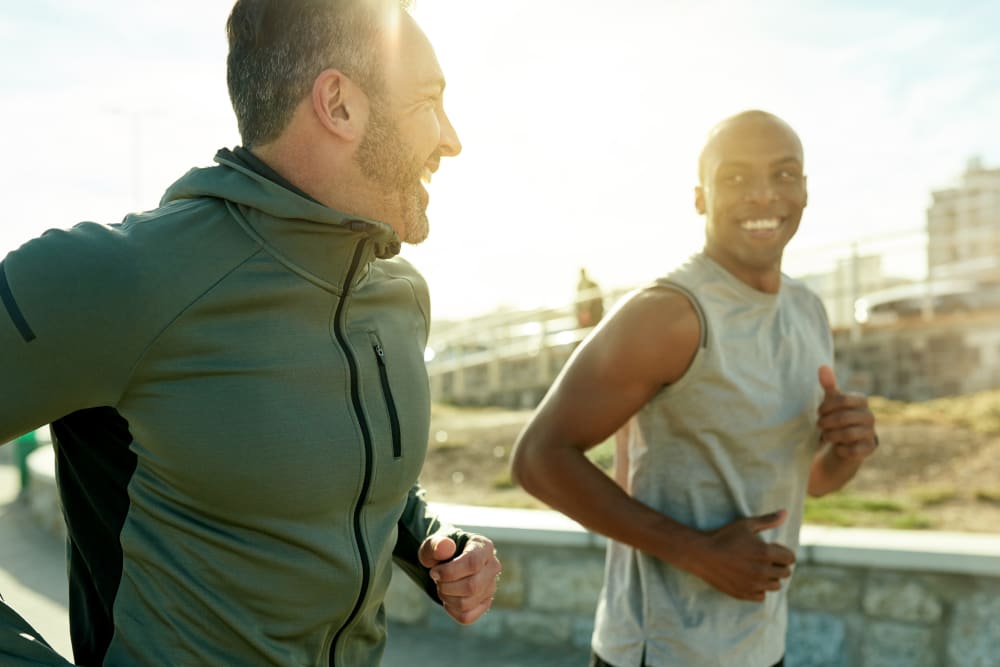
top-left (806, 473), bottom-right (826, 498)
top-left (807, 486), bottom-right (827, 499)
top-left (509, 436), bottom-right (543, 495)
top-left (807, 475), bottom-right (838, 498)
top-left (508, 443), bottom-right (530, 491)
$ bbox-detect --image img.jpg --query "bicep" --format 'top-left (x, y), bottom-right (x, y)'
top-left (522, 288), bottom-right (700, 453)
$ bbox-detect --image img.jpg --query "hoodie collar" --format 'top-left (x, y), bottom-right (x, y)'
top-left (229, 146), bottom-right (319, 205)
top-left (160, 148), bottom-right (403, 293)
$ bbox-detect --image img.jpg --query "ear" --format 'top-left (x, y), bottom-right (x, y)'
top-left (802, 175), bottom-right (809, 208)
top-left (694, 185), bottom-right (706, 215)
top-left (311, 69), bottom-right (365, 142)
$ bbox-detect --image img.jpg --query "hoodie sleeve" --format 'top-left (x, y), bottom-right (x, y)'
top-left (0, 600), bottom-right (75, 666)
top-left (392, 484), bottom-right (469, 604)
top-left (0, 223), bottom-right (148, 444)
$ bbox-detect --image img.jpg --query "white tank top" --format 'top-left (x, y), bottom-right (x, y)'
top-left (592, 253), bottom-right (833, 667)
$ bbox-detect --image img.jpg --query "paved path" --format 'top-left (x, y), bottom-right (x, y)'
top-left (0, 455), bottom-right (74, 659)
top-left (0, 451), bottom-right (588, 666)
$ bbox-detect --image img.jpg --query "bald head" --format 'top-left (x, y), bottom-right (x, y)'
top-left (697, 110), bottom-right (803, 186)
top-left (693, 109), bottom-right (808, 289)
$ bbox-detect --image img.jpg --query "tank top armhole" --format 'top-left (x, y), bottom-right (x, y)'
top-left (653, 280), bottom-right (710, 397)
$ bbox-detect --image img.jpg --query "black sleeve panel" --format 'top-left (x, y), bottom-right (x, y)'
top-left (392, 484), bottom-right (469, 605)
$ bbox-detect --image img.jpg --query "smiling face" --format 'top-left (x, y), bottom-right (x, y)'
top-left (354, 12), bottom-right (461, 244)
top-left (695, 111), bottom-right (808, 288)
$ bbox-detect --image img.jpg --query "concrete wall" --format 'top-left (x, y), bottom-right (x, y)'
top-left (27, 448), bottom-right (1000, 665)
top-left (386, 504), bottom-right (1000, 667)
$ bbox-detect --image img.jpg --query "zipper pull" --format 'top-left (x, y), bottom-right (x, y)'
top-left (374, 343), bottom-right (386, 363)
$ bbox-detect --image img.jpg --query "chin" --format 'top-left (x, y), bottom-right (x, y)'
top-left (402, 212), bottom-right (430, 245)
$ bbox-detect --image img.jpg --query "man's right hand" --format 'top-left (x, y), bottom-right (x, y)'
top-left (684, 509), bottom-right (796, 602)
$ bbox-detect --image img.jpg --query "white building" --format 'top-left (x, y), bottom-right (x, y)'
top-left (927, 157), bottom-right (1000, 282)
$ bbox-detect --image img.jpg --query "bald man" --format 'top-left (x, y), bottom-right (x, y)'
top-left (511, 110), bottom-right (877, 667)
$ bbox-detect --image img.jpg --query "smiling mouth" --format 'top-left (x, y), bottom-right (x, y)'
top-left (421, 160), bottom-right (440, 184)
top-left (740, 218), bottom-right (781, 231)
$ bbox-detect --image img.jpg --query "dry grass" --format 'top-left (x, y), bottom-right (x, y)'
top-left (422, 392), bottom-right (1000, 532)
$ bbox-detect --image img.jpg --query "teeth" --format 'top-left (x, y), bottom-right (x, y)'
top-left (421, 167), bottom-right (432, 184)
top-left (741, 218), bottom-right (779, 231)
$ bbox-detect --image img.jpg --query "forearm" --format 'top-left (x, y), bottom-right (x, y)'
top-left (808, 444), bottom-right (864, 497)
top-left (613, 424), bottom-right (630, 491)
top-left (511, 439), bottom-right (703, 570)
top-left (393, 484), bottom-right (468, 602)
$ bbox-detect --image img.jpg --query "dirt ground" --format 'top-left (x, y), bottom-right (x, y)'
top-left (420, 399), bottom-right (1000, 533)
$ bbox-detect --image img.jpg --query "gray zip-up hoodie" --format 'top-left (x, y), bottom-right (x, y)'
top-left (0, 148), bottom-right (460, 666)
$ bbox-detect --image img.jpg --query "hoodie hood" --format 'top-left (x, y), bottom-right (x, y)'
top-left (161, 148), bottom-right (402, 260)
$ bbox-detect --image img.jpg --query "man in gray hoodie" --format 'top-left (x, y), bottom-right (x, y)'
top-left (0, 1), bottom-right (500, 665)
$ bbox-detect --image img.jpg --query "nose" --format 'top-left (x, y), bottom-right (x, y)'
top-left (743, 175), bottom-right (777, 204)
top-left (438, 108), bottom-right (462, 157)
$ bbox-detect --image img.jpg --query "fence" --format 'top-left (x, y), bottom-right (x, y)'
top-left (427, 226), bottom-right (1000, 405)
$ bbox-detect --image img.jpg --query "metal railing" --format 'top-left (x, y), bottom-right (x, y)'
top-left (427, 225), bottom-right (1000, 405)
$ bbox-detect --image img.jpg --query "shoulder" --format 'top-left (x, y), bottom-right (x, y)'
top-left (373, 256), bottom-right (429, 302)
top-left (372, 255), bottom-right (431, 327)
top-left (579, 282), bottom-right (701, 385)
top-left (4, 200), bottom-right (258, 329)
top-left (375, 255), bottom-right (426, 283)
top-left (0, 223), bottom-right (153, 376)
top-left (3, 222), bottom-right (141, 300)
top-left (613, 282), bottom-right (701, 339)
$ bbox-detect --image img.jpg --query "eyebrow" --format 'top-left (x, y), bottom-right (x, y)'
top-left (717, 157), bottom-right (803, 169)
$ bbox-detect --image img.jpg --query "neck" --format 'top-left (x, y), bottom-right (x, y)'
top-left (703, 245), bottom-right (783, 294)
top-left (252, 138), bottom-right (401, 237)
top-left (250, 141), bottom-right (337, 209)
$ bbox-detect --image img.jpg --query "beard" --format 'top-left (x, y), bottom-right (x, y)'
top-left (355, 105), bottom-right (429, 244)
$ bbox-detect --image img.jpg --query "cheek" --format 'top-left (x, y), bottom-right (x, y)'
top-left (411, 112), bottom-right (442, 151)
top-left (705, 194), bottom-right (737, 219)
top-left (780, 184), bottom-right (808, 205)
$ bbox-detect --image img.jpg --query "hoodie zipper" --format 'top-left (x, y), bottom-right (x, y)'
top-left (328, 240), bottom-right (373, 667)
top-left (371, 333), bottom-right (403, 458)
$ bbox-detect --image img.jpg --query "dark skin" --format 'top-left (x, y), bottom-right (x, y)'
top-left (510, 112), bottom-right (877, 603)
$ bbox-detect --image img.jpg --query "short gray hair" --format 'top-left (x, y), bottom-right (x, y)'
top-left (226, 0), bottom-right (412, 147)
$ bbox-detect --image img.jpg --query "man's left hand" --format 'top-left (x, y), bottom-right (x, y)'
top-left (418, 533), bottom-right (502, 625)
top-left (817, 365), bottom-right (878, 461)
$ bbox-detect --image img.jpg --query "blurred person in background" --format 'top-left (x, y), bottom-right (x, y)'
top-left (576, 267), bottom-right (605, 328)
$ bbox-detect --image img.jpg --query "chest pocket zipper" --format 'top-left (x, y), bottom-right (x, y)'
top-left (371, 333), bottom-right (403, 458)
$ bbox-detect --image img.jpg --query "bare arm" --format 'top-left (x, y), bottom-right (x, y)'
top-left (613, 422), bottom-right (630, 492)
top-left (510, 287), bottom-right (795, 601)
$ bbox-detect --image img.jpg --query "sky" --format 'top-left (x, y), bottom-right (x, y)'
top-left (2, 1), bottom-right (999, 320)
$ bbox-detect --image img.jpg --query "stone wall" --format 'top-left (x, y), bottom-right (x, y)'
top-left (386, 505), bottom-right (1000, 667)
top-left (26, 449), bottom-right (1000, 665)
